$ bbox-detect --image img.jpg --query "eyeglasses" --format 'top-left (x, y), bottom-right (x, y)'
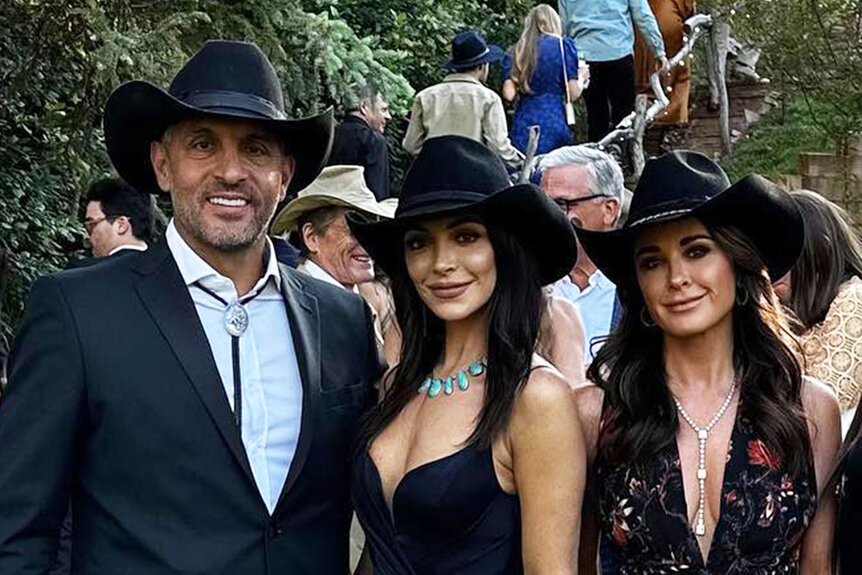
top-left (553, 194), bottom-right (610, 212)
top-left (84, 215), bottom-right (118, 235)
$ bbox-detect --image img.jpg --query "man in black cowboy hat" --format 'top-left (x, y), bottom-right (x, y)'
top-left (0, 40), bottom-right (383, 574)
top-left (402, 29), bottom-right (524, 169)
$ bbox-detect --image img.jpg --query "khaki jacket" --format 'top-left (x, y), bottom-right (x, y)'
top-left (402, 74), bottom-right (524, 167)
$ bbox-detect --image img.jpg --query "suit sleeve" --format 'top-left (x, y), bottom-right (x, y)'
top-left (0, 277), bottom-right (85, 573)
top-left (362, 301), bottom-right (387, 411)
top-left (363, 133), bottom-right (391, 201)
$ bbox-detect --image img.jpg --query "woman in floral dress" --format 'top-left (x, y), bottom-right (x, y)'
top-left (575, 151), bottom-right (840, 574)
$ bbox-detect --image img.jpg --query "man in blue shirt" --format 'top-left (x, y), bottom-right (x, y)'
top-left (558, 0), bottom-right (669, 142)
top-left (534, 146), bottom-right (626, 365)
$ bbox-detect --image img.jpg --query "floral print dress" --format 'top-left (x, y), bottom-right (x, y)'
top-left (598, 414), bottom-right (816, 574)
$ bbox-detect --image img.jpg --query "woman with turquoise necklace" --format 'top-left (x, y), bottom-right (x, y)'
top-left (348, 135), bottom-right (587, 574)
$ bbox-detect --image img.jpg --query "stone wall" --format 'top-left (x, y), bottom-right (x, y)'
top-left (644, 81), bottom-right (778, 160)
top-left (796, 135), bottom-right (862, 226)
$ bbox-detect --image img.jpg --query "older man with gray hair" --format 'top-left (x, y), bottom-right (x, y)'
top-left (271, 165), bottom-right (401, 367)
top-left (532, 145), bottom-right (628, 365)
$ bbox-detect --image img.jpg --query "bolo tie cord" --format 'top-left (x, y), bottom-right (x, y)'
top-left (193, 282), bottom-right (265, 430)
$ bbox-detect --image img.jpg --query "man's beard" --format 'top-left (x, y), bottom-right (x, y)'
top-left (173, 188), bottom-right (278, 252)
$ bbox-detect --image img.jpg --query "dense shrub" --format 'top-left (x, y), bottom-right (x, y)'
top-left (0, 0), bottom-right (413, 334)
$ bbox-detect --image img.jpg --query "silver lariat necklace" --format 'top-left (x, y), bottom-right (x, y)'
top-left (672, 376), bottom-right (738, 537)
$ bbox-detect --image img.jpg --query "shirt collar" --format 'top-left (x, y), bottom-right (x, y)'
top-left (590, 269), bottom-right (613, 288)
top-left (166, 219), bottom-right (282, 298)
top-left (302, 259), bottom-right (360, 294)
top-left (443, 73), bottom-right (482, 85)
top-left (108, 243), bottom-right (147, 255)
top-left (556, 268), bottom-right (614, 295)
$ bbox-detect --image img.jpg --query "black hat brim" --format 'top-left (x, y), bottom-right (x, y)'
top-left (443, 45), bottom-right (505, 71)
top-left (348, 183), bottom-right (577, 286)
top-left (577, 174), bottom-right (803, 285)
top-left (104, 81), bottom-right (333, 196)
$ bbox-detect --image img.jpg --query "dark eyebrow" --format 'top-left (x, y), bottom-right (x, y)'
top-left (634, 245), bottom-right (659, 258)
top-left (446, 216), bottom-right (483, 229)
top-left (680, 234), bottom-right (713, 246)
top-left (245, 131), bottom-right (278, 143)
top-left (185, 127), bottom-right (214, 137)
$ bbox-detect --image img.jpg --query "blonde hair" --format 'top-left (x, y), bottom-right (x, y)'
top-left (509, 5), bottom-right (562, 94)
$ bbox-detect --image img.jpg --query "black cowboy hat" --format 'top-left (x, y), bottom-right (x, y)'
top-left (577, 150), bottom-right (804, 286)
top-left (442, 30), bottom-right (505, 71)
top-left (347, 135), bottom-right (577, 285)
top-left (104, 40), bottom-right (333, 196)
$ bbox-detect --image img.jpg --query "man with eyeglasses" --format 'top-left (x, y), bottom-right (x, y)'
top-left (83, 177), bottom-right (153, 258)
top-left (533, 145), bottom-right (626, 365)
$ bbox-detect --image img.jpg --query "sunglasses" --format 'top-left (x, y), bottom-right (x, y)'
top-left (553, 194), bottom-right (610, 212)
top-left (84, 215), bottom-right (123, 235)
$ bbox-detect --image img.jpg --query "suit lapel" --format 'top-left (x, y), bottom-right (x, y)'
top-left (132, 242), bottom-right (256, 487)
top-left (275, 265), bottom-right (321, 510)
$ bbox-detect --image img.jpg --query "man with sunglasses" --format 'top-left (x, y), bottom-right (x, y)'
top-left (83, 177), bottom-right (153, 258)
top-left (534, 145), bottom-right (626, 365)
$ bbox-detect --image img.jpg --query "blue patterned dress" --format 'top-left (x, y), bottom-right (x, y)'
top-left (503, 34), bottom-right (579, 154)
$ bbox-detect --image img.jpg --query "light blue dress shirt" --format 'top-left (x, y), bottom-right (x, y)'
top-left (166, 221), bottom-right (303, 514)
top-left (551, 270), bottom-right (617, 364)
top-left (558, 0), bottom-right (666, 62)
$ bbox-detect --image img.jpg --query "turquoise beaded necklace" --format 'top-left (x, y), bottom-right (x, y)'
top-left (418, 357), bottom-right (488, 398)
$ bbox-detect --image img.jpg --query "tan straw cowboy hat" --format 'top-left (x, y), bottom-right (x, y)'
top-left (270, 165), bottom-right (398, 236)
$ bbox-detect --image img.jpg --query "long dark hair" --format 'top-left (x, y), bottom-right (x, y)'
top-left (785, 190), bottom-right (862, 330)
top-left (589, 222), bottom-right (811, 476)
top-left (357, 215), bottom-right (545, 449)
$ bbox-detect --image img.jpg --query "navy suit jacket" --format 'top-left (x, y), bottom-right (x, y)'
top-left (0, 240), bottom-right (382, 574)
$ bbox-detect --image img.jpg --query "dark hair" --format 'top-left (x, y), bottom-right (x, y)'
top-left (589, 222), bottom-right (811, 477)
top-left (347, 80), bottom-right (382, 113)
top-left (292, 206), bottom-right (345, 257)
top-left (357, 215), bottom-right (545, 449)
top-left (86, 178), bottom-right (154, 243)
top-left (785, 190), bottom-right (862, 330)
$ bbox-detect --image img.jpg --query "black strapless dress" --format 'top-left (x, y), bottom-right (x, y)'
top-left (598, 414), bottom-right (816, 574)
top-left (352, 444), bottom-right (523, 574)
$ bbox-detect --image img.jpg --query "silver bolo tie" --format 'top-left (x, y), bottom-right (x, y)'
top-left (194, 283), bottom-right (258, 429)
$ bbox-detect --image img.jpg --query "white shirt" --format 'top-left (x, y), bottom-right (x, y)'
top-left (108, 243), bottom-right (148, 255)
top-left (166, 221), bottom-right (303, 514)
top-left (551, 270), bottom-right (616, 364)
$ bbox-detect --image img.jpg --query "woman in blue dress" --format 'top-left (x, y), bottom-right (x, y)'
top-left (503, 5), bottom-right (588, 154)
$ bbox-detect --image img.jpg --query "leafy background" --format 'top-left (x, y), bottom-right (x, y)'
top-left (1, 0), bottom-right (859, 336)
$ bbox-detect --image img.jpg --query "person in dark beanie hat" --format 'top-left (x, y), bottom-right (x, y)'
top-left (348, 135), bottom-right (586, 574)
top-left (573, 150), bottom-right (840, 573)
top-left (402, 30), bottom-right (524, 169)
top-left (0, 40), bottom-right (385, 574)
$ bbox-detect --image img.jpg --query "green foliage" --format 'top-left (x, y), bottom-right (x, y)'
top-left (702, 0), bottom-right (862, 151)
top-left (313, 0), bottom-right (535, 91)
top-left (721, 95), bottom-right (834, 182)
top-left (306, 0), bottom-right (537, 194)
top-left (0, 0), bottom-right (414, 333)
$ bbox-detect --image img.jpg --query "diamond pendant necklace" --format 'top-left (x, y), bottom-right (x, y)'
top-left (418, 357), bottom-right (487, 398)
top-left (672, 376), bottom-right (738, 537)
